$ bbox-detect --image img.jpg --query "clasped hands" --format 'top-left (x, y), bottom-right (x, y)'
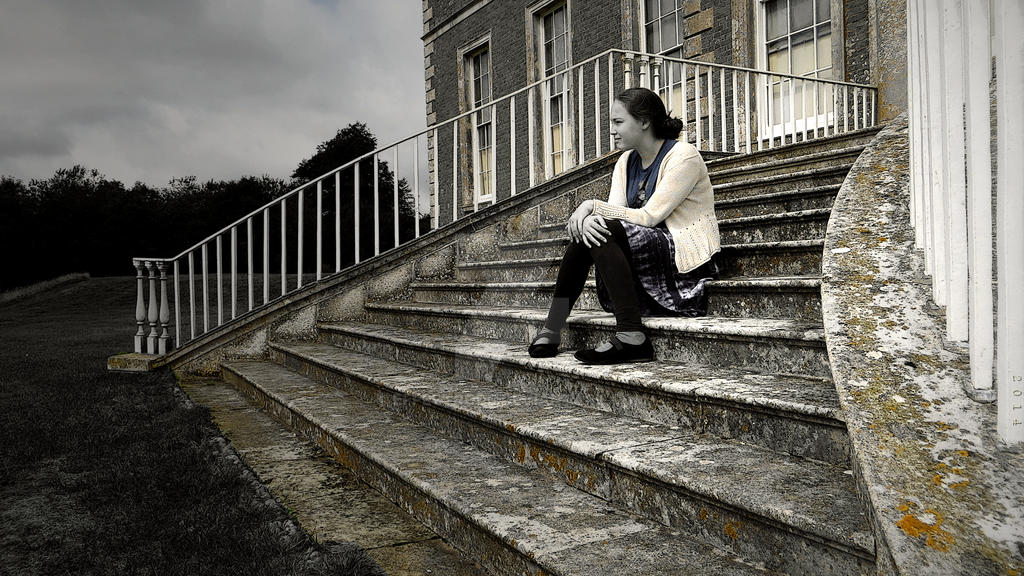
top-left (566, 200), bottom-right (610, 247)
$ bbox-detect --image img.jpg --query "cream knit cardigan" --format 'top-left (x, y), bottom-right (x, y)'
top-left (590, 141), bottom-right (721, 273)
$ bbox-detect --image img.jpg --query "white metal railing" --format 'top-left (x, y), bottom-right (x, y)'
top-left (130, 48), bottom-right (877, 357)
top-left (907, 0), bottom-right (1022, 444)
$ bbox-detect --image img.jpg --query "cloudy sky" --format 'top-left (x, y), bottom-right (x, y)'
top-left (0, 0), bottom-right (427, 186)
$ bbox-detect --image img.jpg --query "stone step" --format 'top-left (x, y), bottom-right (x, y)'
top-left (528, 206), bottom-right (830, 248)
top-left (713, 164), bottom-right (851, 202)
top-left (316, 320), bottom-right (848, 465)
top-left (708, 146), bottom-right (865, 185)
top-left (459, 240), bottom-right (823, 282)
top-left (409, 276), bottom-right (822, 321)
top-left (714, 185), bottom-right (840, 220)
top-left (359, 301), bottom-right (830, 378)
top-left (261, 342), bottom-right (874, 575)
top-left (704, 126), bottom-right (880, 174)
top-left (718, 208), bottom-right (832, 245)
top-left (219, 359), bottom-right (778, 576)
top-left (718, 240), bottom-right (824, 278)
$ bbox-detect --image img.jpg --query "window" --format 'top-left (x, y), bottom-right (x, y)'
top-left (763, 0), bottom-right (832, 130)
top-left (540, 3), bottom-right (569, 174)
top-left (642, 1), bottom-right (686, 134)
top-left (468, 46), bottom-right (494, 203)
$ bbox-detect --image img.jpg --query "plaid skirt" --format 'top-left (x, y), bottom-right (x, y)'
top-left (596, 221), bottom-right (718, 317)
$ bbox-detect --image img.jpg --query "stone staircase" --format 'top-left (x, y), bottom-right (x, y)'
top-left (211, 127), bottom-right (884, 575)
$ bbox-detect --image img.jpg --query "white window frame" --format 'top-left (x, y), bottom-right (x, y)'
top-left (530, 0), bottom-right (573, 178)
top-left (468, 42), bottom-right (496, 206)
top-left (457, 34), bottom-right (496, 208)
top-left (639, 1), bottom-right (688, 138)
top-left (754, 0), bottom-right (835, 140)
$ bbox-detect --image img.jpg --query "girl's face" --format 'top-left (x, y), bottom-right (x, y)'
top-left (610, 99), bottom-right (648, 151)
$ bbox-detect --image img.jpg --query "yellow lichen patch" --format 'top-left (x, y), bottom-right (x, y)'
top-left (896, 510), bottom-right (954, 552)
top-left (565, 469), bottom-right (579, 485)
top-left (515, 444), bottom-right (527, 463)
top-left (724, 521), bottom-right (743, 540)
top-left (934, 421), bottom-right (958, 432)
top-left (949, 481), bottom-right (970, 490)
top-left (931, 474), bottom-right (944, 486)
top-left (699, 509), bottom-right (709, 521)
top-left (956, 450), bottom-right (969, 458)
top-left (896, 502), bottom-right (911, 512)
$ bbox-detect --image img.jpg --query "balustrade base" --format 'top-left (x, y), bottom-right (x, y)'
top-left (107, 352), bottom-right (164, 373)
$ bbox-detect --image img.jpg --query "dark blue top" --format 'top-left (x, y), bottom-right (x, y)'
top-left (626, 139), bottom-right (676, 209)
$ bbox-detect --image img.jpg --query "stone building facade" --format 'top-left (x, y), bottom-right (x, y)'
top-left (420, 0), bottom-right (905, 219)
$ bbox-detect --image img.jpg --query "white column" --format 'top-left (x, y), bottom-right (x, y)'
top-left (924, 2), bottom-right (949, 304)
top-left (995, 0), bottom-right (1024, 443)
top-left (134, 259), bottom-right (146, 354)
top-left (158, 262), bottom-right (170, 355)
top-left (146, 260), bottom-right (158, 354)
top-left (963, 0), bottom-right (994, 396)
top-left (941, 0), bottom-right (969, 340)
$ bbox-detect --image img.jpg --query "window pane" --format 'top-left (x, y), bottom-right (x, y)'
top-left (645, 0), bottom-right (659, 21)
top-left (544, 13), bottom-right (553, 37)
top-left (545, 42), bottom-right (554, 72)
top-left (790, 0), bottom-right (813, 31)
top-left (661, 14), bottom-right (678, 51)
top-left (767, 39), bottom-right (789, 74)
top-left (554, 36), bottom-right (566, 66)
top-left (765, 0), bottom-right (787, 40)
top-left (816, 30), bottom-right (831, 69)
top-left (551, 125), bottom-right (563, 152)
top-left (479, 50), bottom-right (489, 71)
top-left (550, 95), bottom-right (562, 120)
top-left (646, 25), bottom-right (659, 53)
top-left (553, 8), bottom-right (565, 36)
top-left (660, 0), bottom-right (675, 15)
top-left (816, 0), bottom-right (831, 21)
top-left (791, 29), bottom-right (815, 75)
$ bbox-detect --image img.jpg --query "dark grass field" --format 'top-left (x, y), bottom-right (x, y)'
top-left (0, 277), bottom-right (384, 576)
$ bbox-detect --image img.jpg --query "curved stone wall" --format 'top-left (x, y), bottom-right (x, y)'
top-left (822, 114), bottom-right (1023, 574)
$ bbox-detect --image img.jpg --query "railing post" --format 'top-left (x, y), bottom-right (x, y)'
top-left (146, 260), bottom-right (159, 354)
top-left (335, 172), bottom-right (342, 272)
top-left (355, 164), bottom-right (362, 263)
top-left (622, 54), bottom-right (634, 89)
top-left (651, 57), bottom-right (662, 92)
top-left (247, 217), bottom-right (254, 310)
top-left (134, 259), bottom-right (146, 354)
top-left (298, 188), bottom-right (305, 287)
top-left (510, 96), bottom-right (517, 196)
top-left (158, 262), bottom-right (170, 355)
top-left (317, 181), bottom-right (323, 281)
top-left (413, 142), bottom-right (420, 237)
top-left (393, 147), bottom-right (400, 246)
top-left (173, 260), bottom-right (180, 348)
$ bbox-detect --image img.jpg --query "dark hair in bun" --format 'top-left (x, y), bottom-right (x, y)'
top-left (615, 87), bottom-right (684, 139)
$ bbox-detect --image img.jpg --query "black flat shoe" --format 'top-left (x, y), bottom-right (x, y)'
top-left (528, 336), bottom-right (560, 358)
top-left (574, 335), bottom-right (654, 365)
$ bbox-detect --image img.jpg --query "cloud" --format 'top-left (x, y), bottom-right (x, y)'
top-left (0, 0), bottom-right (426, 185)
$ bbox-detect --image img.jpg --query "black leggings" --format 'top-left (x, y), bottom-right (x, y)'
top-left (544, 219), bottom-right (643, 333)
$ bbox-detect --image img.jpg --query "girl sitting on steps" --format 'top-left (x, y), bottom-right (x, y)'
top-left (528, 87), bottom-right (721, 365)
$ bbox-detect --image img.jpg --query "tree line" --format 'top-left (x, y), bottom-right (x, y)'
top-left (0, 123), bottom-right (425, 291)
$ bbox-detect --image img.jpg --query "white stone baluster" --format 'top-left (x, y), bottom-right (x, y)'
top-left (134, 259), bottom-right (146, 353)
top-left (146, 260), bottom-right (159, 354)
top-left (158, 262), bottom-right (170, 355)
